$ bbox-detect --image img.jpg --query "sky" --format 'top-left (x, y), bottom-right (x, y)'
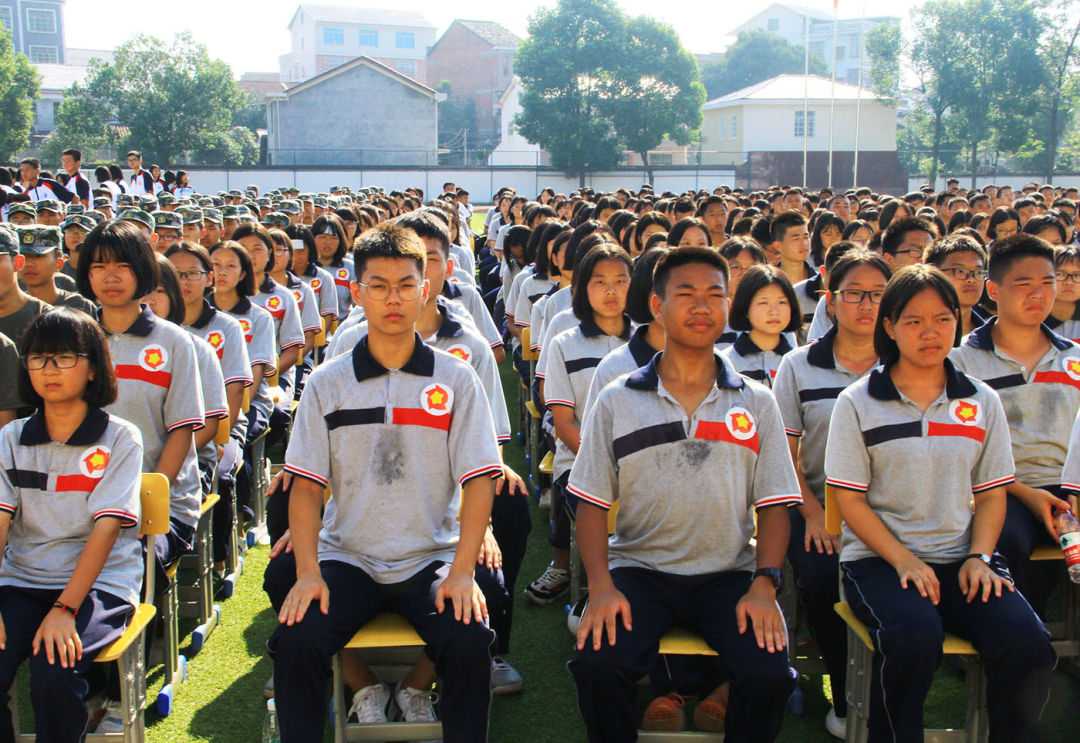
top-left (64, 0), bottom-right (925, 77)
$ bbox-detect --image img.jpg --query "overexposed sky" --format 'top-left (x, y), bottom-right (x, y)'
top-left (65, 0), bottom-right (924, 76)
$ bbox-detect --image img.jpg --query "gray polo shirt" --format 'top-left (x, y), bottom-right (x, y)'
top-left (1045, 310), bottom-right (1080, 344)
top-left (512, 272), bottom-right (556, 330)
top-left (254, 277), bottom-right (305, 354)
top-left (720, 332), bottom-right (794, 388)
top-left (0, 409), bottom-right (143, 606)
top-left (443, 281), bottom-right (501, 350)
top-left (283, 335), bottom-right (503, 583)
top-left (103, 305), bottom-right (204, 529)
top-left (568, 353), bottom-right (803, 575)
top-left (220, 297), bottom-right (277, 421)
top-left (582, 324), bottom-right (659, 421)
top-left (536, 286), bottom-right (572, 352)
top-left (185, 300), bottom-right (253, 388)
top-left (793, 273), bottom-right (823, 324)
top-left (504, 266), bottom-right (532, 327)
top-left (298, 264), bottom-right (339, 320)
top-left (328, 296), bottom-right (480, 359)
top-left (450, 244), bottom-right (476, 283)
top-left (285, 274), bottom-right (322, 335)
top-left (825, 361), bottom-right (1014, 564)
top-left (773, 327), bottom-right (874, 503)
top-left (191, 334), bottom-right (228, 469)
top-left (949, 319), bottom-right (1080, 487)
top-left (0, 333), bottom-right (20, 412)
top-left (806, 296), bottom-right (831, 342)
top-left (325, 259), bottom-right (355, 314)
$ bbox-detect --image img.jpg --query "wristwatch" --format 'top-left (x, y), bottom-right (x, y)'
top-left (965, 553), bottom-right (992, 565)
top-left (752, 567), bottom-right (783, 592)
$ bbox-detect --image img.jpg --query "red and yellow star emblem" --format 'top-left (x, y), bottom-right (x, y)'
top-left (143, 347), bottom-right (165, 370)
top-left (338, 269), bottom-right (348, 279)
top-left (448, 346), bottom-right (470, 361)
top-left (730, 411), bottom-right (752, 434)
top-left (311, 279), bottom-right (322, 291)
top-left (1068, 359), bottom-right (1080, 378)
top-left (267, 296), bottom-right (281, 310)
top-left (207, 331), bottom-right (223, 348)
top-left (426, 385), bottom-right (449, 412)
top-left (955, 400), bottom-right (978, 423)
top-left (83, 447), bottom-right (110, 475)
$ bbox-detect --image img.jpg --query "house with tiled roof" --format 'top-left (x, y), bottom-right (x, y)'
top-left (426, 19), bottom-right (521, 145)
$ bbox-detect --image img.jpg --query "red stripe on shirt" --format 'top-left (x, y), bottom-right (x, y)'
top-left (693, 420), bottom-right (759, 454)
top-left (93, 509), bottom-right (138, 527)
top-left (114, 365), bottom-right (171, 388)
top-left (391, 407), bottom-right (452, 432)
top-left (55, 474), bottom-right (99, 492)
top-left (927, 421), bottom-right (986, 443)
top-left (334, 278), bottom-right (350, 288)
top-left (1033, 371), bottom-right (1080, 390)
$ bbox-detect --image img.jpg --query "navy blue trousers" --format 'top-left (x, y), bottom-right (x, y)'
top-left (270, 560), bottom-right (494, 743)
top-left (569, 567), bottom-right (795, 743)
top-left (0, 587), bottom-right (132, 743)
top-left (842, 555), bottom-right (1055, 743)
top-left (787, 508), bottom-right (847, 716)
top-left (995, 491), bottom-right (1061, 616)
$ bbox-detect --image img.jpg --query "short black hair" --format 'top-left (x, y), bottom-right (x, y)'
top-left (532, 222), bottom-right (569, 280)
top-left (653, 246), bottom-right (729, 298)
top-left (285, 224), bottom-right (317, 274)
top-left (770, 210), bottom-right (807, 244)
top-left (165, 241), bottom-right (214, 296)
top-left (987, 206), bottom-right (1021, 240)
top-left (126, 150), bottom-right (141, 159)
top-left (881, 216), bottom-right (935, 255)
top-left (18, 308), bottom-right (117, 409)
top-left (19, 158), bottom-right (40, 169)
top-left (810, 211), bottom-right (845, 263)
top-left (153, 254), bottom-right (186, 324)
top-left (827, 250), bottom-right (892, 293)
top-left (718, 236), bottom-right (767, 265)
top-left (352, 223), bottom-right (426, 281)
top-left (209, 241), bottom-right (256, 297)
top-left (1022, 214), bottom-right (1067, 244)
top-left (565, 220), bottom-right (613, 275)
top-left (874, 264), bottom-right (962, 362)
top-left (396, 211), bottom-right (451, 257)
top-left (77, 220), bottom-right (159, 301)
top-left (667, 217), bottom-right (712, 247)
top-left (923, 234), bottom-right (987, 268)
top-left (310, 214), bottom-right (349, 263)
top-left (626, 247), bottom-right (668, 325)
top-left (728, 264), bottom-right (801, 333)
top-left (571, 241), bottom-right (632, 322)
top-left (987, 233), bottom-right (1056, 284)
top-left (231, 223), bottom-right (277, 274)
top-left (61, 148), bottom-right (82, 162)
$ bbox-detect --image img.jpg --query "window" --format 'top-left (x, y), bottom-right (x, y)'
top-left (29, 45), bottom-right (58, 63)
top-left (25, 8), bottom-right (55, 34)
top-left (322, 27), bottom-right (343, 45)
top-left (395, 60), bottom-right (416, 77)
top-left (729, 115), bottom-right (737, 139)
top-left (794, 110), bottom-right (816, 138)
top-left (358, 29), bottom-right (378, 46)
top-left (0, 7), bottom-right (11, 30)
top-left (396, 32), bottom-right (414, 49)
top-left (835, 46), bottom-right (845, 61)
top-left (766, 18), bottom-right (780, 32)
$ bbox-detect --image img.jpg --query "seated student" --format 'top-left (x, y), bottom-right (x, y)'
top-left (286, 224), bottom-right (339, 326)
top-left (804, 241), bottom-right (866, 342)
top-left (827, 264), bottom-right (1055, 743)
top-left (14, 226), bottom-right (95, 315)
top-left (525, 240), bottom-right (632, 607)
top-left (0, 308), bottom-right (142, 742)
top-left (923, 234), bottom-right (991, 336)
top-left (265, 228), bottom-right (321, 395)
top-left (950, 234), bottom-right (1080, 614)
top-left (507, 221), bottom-right (563, 378)
top-left (1047, 245), bottom-right (1080, 343)
top-left (569, 246), bottom-right (801, 743)
top-left (773, 250), bottom-right (891, 738)
top-left (528, 230), bottom-right (575, 356)
top-left (499, 224), bottom-right (533, 329)
top-left (722, 265), bottom-right (800, 387)
top-left (311, 214), bottom-right (354, 314)
top-left (769, 211), bottom-right (814, 298)
top-left (441, 270), bottom-right (505, 364)
top-left (269, 223), bottom-right (502, 742)
top-left (715, 237), bottom-right (770, 348)
top-left (881, 216), bottom-right (935, 272)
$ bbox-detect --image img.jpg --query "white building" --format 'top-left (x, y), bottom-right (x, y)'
top-left (731, 3), bottom-right (899, 87)
top-left (278, 4), bottom-right (436, 84)
top-left (489, 78), bottom-right (547, 167)
top-left (31, 48), bottom-right (114, 136)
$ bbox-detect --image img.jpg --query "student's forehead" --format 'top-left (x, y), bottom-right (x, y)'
top-left (361, 256), bottom-right (422, 280)
top-left (1000, 255), bottom-right (1055, 278)
top-left (939, 250), bottom-right (983, 266)
top-left (668, 262), bottom-right (725, 286)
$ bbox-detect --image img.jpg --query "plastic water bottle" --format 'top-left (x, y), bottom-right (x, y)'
top-left (262, 698), bottom-right (279, 743)
top-left (1054, 509), bottom-right (1080, 583)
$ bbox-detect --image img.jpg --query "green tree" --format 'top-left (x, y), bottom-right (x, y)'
top-left (192, 126), bottom-right (258, 166)
top-left (1035, 1), bottom-right (1080, 181)
top-left (605, 16), bottom-right (705, 183)
top-left (73, 32), bottom-right (244, 165)
top-left (699, 30), bottom-right (827, 100)
top-left (231, 89), bottom-right (268, 132)
top-left (0, 29), bottom-right (40, 161)
top-left (435, 81), bottom-right (481, 164)
top-left (40, 70), bottom-right (120, 165)
top-left (865, 22), bottom-right (901, 101)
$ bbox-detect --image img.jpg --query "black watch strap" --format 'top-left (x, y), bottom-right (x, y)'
top-left (752, 567), bottom-right (782, 592)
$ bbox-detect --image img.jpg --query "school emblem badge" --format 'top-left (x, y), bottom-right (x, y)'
top-left (267, 296), bottom-right (281, 311)
top-left (447, 345), bottom-right (470, 361)
top-left (421, 384), bottom-right (453, 416)
top-left (207, 331), bottom-right (224, 349)
top-left (140, 345), bottom-right (167, 371)
top-left (726, 407), bottom-right (757, 441)
top-left (1065, 356), bottom-right (1080, 381)
top-left (79, 446), bottom-right (111, 478)
top-left (293, 290), bottom-right (303, 304)
top-left (239, 318), bottom-right (252, 342)
top-left (950, 399), bottom-right (981, 426)
top-left (311, 279), bottom-right (322, 291)
top-left (338, 269), bottom-right (349, 280)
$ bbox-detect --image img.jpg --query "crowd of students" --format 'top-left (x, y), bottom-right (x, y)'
top-left (0, 163), bottom-right (1079, 742)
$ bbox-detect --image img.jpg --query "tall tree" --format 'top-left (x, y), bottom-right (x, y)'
top-left (699, 30), bottom-right (827, 100)
top-left (1038, 1), bottom-right (1080, 181)
top-left (864, 22), bottom-right (901, 101)
top-left (0, 29), bottom-right (40, 162)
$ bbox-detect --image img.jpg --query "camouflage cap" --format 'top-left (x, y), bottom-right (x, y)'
top-left (137, 194), bottom-right (158, 211)
top-left (84, 211), bottom-right (106, 225)
top-left (298, 193), bottom-right (314, 203)
top-left (0, 226), bottom-right (18, 255)
top-left (35, 199), bottom-right (63, 214)
top-left (238, 214), bottom-right (257, 225)
top-left (66, 204), bottom-right (86, 215)
top-left (257, 197), bottom-right (272, 208)
top-left (261, 212), bottom-right (290, 228)
top-left (157, 192), bottom-right (178, 206)
top-left (152, 210), bottom-right (182, 231)
top-left (228, 189), bottom-right (243, 197)
top-left (221, 205), bottom-right (242, 220)
top-left (15, 225), bottom-right (62, 255)
top-left (177, 206), bottom-right (204, 225)
top-left (313, 196), bottom-right (329, 208)
top-left (60, 214), bottom-right (96, 232)
top-left (93, 197), bottom-right (112, 209)
top-left (7, 203), bottom-right (37, 219)
top-left (197, 197), bottom-right (215, 208)
top-left (116, 194), bottom-right (135, 207)
top-left (117, 208), bottom-right (154, 231)
top-left (278, 200), bottom-right (301, 215)
top-left (202, 207), bottom-right (223, 224)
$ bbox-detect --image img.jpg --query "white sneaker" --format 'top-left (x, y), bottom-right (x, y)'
top-left (93, 700), bottom-right (124, 734)
top-left (492, 656), bottom-right (523, 695)
top-left (347, 683), bottom-right (389, 724)
top-left (524, 564), bottom-right (570, 605)
top-left (393, 681), bottom-right (438, 723)
top-left (538, 488), bottom-right (552, 510)
top-left (825, 707), bottom-right (847, 739)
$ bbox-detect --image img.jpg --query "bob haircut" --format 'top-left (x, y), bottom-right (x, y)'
top-left (209, 241), bottom-right (256, 297)
top-left (352, 223), bottom-right (427, 281)
top-left (667, 217), bottom-right (713, 247)
top-left (231, 223), bottom-right (277, 274)
top-left (286, 225), bottom-right (317, 275)
top-left (947, 210), bottom-right (973, 234)
top-left (77, 220), bottom-right (159, 301)
top-left (728, 263), bottom-right (801, 333)
top-left (653, 246), bottom-right (730, 298)
top-left (1022, 214), bottom-right (1067, 245)
top-left (571, 241), bottom-right (632, 322)
top-left (874, 264), bottom-right (963, 362)
top-left (268, 228), bottom-right (293, 265)
top-left (310, 214), bottom-right (349, 263)
top-left (718, 236), bottom-right (767, 265)
top-left (877, 198), bottom-right (913, 231)
top-left (533, 222), bottom-right (569, 280)
top-left (165, 241), bottom-right (215, 297)
top-left (826, 250), bottom-right (893, 294)
top-left (565, 220), bottom-right (613, 275)
top-left (1055, 245), bottom-right (1080, 269)
top-left (153, 253), bottom-right (186, 324)
top-left (923, 234), bottom-right (987, 268)
top-left (987, 207), bottom-right (1020, 240)
top-left (988, 233), bottom-right (1056, 284)
top-left (18, 308), bottom-right (118, 409)
top-left (810, 211), bottom-right (845, 264)
top-left (396, 211), bottom-right (451, 256)
top-left (626, 247), bottom-right (668, 325)
top-left (633, 212), bottom-right (672, 250)
top-left (548, 229), bottom-right (574, 278)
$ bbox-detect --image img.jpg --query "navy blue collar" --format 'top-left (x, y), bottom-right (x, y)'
top-left (545, 283), bottom-right (561, 298)
top-left (965, 316), bottom-right (1072, 352)
top-left (258, 275), bottom-right (276, 294)
top-left (286, 272), bottom-right (302, 290)
top-left (803, 272), bottom-right (822, 299)
top-left (580, 315), bottom-right (631, 340)
top-left (351, 333), bottom-right (435, 382)
top-left (627, 324), bottom-right (659, 367)
top-left (99, 304), bottom-right (156, 337)
top-left (806, 326), bottom-right (838, 369)
top-left (442, 281), bottom-right (462, 299)
top-left (20, 407), bottom-right (109, 446)
top-left (971, 304), bottom-right (992, 325)
top-left (626, 351), bottom-right (746, 392)
top-left (215, 294), bottom-right (252, 315)
top-left (190, 299), bottom-right (216, 330)
top-left (733, 331), bottom-right (793, 358)
top-left (435, 304), bottom-right (465, 339)
top-left (867, 358), bottom-right (977, 401)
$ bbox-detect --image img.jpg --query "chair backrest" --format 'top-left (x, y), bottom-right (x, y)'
top-left (521, 327), bottom-right (537, 362)
top-left (140, 473), bottom-right (170, 537)
top-left (824, 484), bottom-right (842, 536)
top-left (213, 418), bottom-right (231, 446)
top-left (242, 386), bottom-right (251, 414)
top-left (315, 318), bottom-right (327, 348)
top-left (607, 500), bottom-right (618, 535)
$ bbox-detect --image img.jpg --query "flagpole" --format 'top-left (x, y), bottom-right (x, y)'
top-left (802, 0), bottom-right (810, 188)
top-left (853, 0), bottom-right (867, 187)
top-left (828, 2), bottom-right (839, 189)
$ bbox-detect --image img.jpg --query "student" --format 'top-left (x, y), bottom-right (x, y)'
top-left (525, 242), bottom-right (632, 605)
top-left (841, 220), bottom-right (874, 249)
top-left (533, 221), bottom-right (609, 361)
top-left (528, 230), bottom-right (575, 356)
top-left (922, 234), bottom-right (991, 336)
top-left (14, 226), bottom-right (96, 315)
top-left (124, 151), bottom-right (155, 196)
top-left (568, 246), bottom-right (801, 743)
top-left (311, 214), bottom-right (354, 313)
top-left (1048, 246), bottom-right (1080, 342)
top-left (667, 218), bottom-right (711, 248)
top-left (696, 195), bottom-right (729, 246)
top-left (631, 213), bottom-right (672, 258)
top-left (266, 229), bottom-right (322, 390)
top-left (949, 234), bottom-right (1080, 613)
top-left (59, 214), bottom-right (94, 284)
top-left (810, 211), bottom-right (844, 269)
top-left (0, 308), bottom-right (142, 742)
top-left (507, 221), bottom-right (564, 354)
top-left (287, 224), bottom-right (339, 324)
top-left (987, 207), bottom-right (1021, 245)
top-left (0, 226), bottom-right (50, 354)
top-left (441, 274), bottom-right (505, 363)
top-left (152, 211), bottom-right (183, 255)
top-left (881, 216), bottom-right (935, 271)
top-left (826, 264), bottom-right (1054, 743)
top-left (200, 209), bottom-right (223, 250)
top-left (770, 211), bottom-right (813, 290)
top-left (721, 265), bottom-right (800, 388)
top-left (270, 223), bottom-right (502, 742)
top-left (773, 250), bottom-right (891, 738)
top-left (0, 332), bottom-right (19, 425)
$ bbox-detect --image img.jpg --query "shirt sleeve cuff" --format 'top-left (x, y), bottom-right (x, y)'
top-left (972, 475), bottom-right (1014, 494)
top-left (566, 484), bottom-right (611, 511)
top-left (283, 464), bottom-right (329, 487)
top-left (825, 477), bottom-right (868, 493)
